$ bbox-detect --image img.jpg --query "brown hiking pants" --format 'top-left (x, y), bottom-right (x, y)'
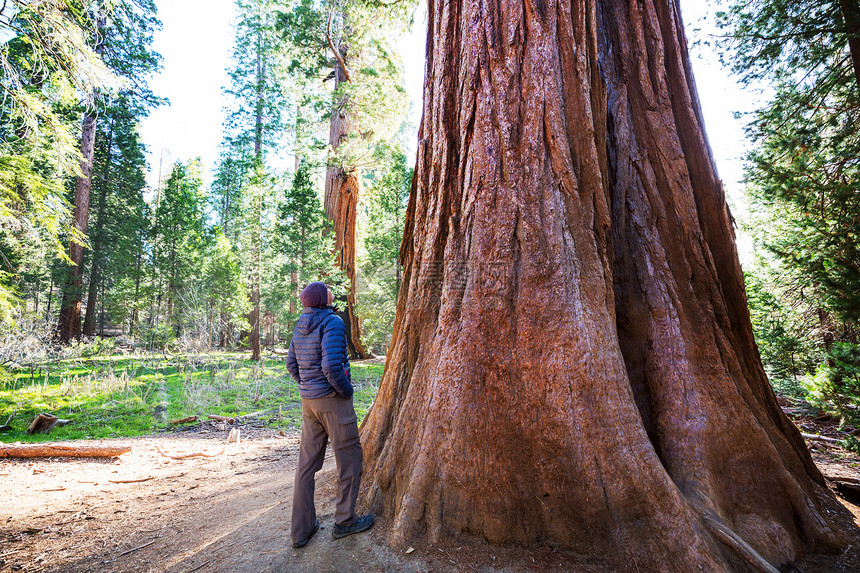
top-left (290, 392), bottom-right (363, 544)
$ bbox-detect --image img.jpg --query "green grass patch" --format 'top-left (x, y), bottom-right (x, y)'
top-left (0, 353), bottom-right (385, 442)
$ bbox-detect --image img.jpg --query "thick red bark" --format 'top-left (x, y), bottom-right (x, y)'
top-left (57, 110), bottom-right (97, 343)
top-left (83, 123), bottom-right (113, 337)
top-left (324, 38), bottom-right (372, 359)
top-left (57, 18), bottom-right (105, 343)
top-left (360, 0), bottom-right (843, 569)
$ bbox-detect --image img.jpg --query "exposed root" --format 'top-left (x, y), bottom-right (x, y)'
top-left (703, 515), bottom-right (780, 573)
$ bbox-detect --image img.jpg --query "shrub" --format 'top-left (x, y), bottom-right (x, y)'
top-left (803, 342), bottom-right (860, 427)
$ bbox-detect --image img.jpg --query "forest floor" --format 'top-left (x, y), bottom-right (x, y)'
top-left (1, 405), bottom-right (860, 571)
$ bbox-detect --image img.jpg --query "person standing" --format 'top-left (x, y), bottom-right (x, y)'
top-left (286, 281), bottom-right (373, 548)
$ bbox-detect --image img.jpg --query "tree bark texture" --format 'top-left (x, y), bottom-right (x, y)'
top-left (840, 0), bottom-right (860, 90)
top-left (360, 0), bottom-right (843, 570)
top-left (325, 50), bottom-right (372, 359)
top-left (249, 186), bottom-right (262, 361)
top-left (57, 110), bottom-right (98, 343)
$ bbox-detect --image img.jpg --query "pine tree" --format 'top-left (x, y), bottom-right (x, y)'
top-left (0, 0), bottom-right (117, 328)
top-left (271, 160), bottom-right (340, 332)
top-left (57, 0), bottom-right (162, 341)
top-left (717, 0), bottom-right (860, 418)
top-left (151, 160), bottom-right (206, 338)
top-left (222, 0), bottom-right (291, 360)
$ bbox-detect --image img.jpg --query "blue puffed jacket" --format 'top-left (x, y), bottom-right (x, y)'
top-left (286, 306), bottom-right (353, 399)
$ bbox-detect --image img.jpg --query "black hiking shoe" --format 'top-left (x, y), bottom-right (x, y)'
top-left (292, 520), bottom-right (319, 549)
top-left (332, 514), bottom-right (374, 539)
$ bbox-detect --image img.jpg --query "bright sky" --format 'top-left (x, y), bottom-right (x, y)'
top-left (137, 0), bottom-right (238, 187)
top-left (138, 0), bottom-right (759, 258)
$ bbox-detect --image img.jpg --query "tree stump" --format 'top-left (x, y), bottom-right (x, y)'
top-left (26, 413), bottom-right (70, 435)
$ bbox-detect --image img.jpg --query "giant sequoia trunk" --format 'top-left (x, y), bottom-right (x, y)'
top-left (325, 43), bottom-right (372, 359)
top-left (361, 0), bottom-right (844, 569)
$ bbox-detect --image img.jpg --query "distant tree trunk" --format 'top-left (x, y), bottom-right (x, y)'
top-left (45, 272), bottom-right (55, 321)
top-left (360, 0), bottom-right (843, 570)
top-left (840, 0), bottom-right (860, 89)
top-left (249, 199), bottom-right (262, 361)
top-left (56, 114), bottom-right (96, 341)
top-left (208, 295), bottom-right (214, 348)
top-left (290, 267), bottom-right (298, 315)
top-left (132, 238), bottom-right (142, 329)
top-left (56, 17), bottom-right (105, 343)
top-left (325, 39), bottom-right (372, 359)
top-left (248, 31), bottom-right (265, 362)
top-left (83, 122), bottom-right (114, 337)
top-left (98, 294), bottom-right (105, 336)
top-left (168, 237), bottom-right (176, 328)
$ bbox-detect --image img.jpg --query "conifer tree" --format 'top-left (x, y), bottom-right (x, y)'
top-left (151, 160), bottom-right (205, 337)
top-left (222, 0), bottom-right (291, 360)
top-left (271, 161), bottom-right (340, 331)
top-left (277, 0), bottom-right (411, 357)
top-left (57, 0), bottom-right (162, 341)
top-left (0, 0), bottom-right (117, 328)
top-left (717, 0), bottom-right (860, 414)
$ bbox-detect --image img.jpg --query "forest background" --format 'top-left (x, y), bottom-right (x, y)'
top-left (0, 0), bottom-right (859, 444)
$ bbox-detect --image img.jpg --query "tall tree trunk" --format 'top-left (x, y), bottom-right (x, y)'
top-left (132, 237), bottom-right (142, 329)
top-left (83, 122), bottom-right (114, 337)
top-left (290, 267), bottom-right (298, 315)
top-left (56, 17), bottom-right (105, 343)
top-left (248, 24), bottom-right (265, 363)
top-left (360, 0), bottom-right (843, 570)
top-left (840, 0), bottom-right (860, 89)
top-left (57, 111), bottom-right (98, 342)
top-left (325, 31), bottom-right (372, 359)
top-left (45, 272), bottom-right (54, 321)
top-left (249, 184), bottom-right (262, 361)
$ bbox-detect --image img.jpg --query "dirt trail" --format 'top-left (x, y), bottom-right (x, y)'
top-left (1, 425), bottom-right (860, 572)
top-left (0, 429), bottom-right (566, 572)
top-left (0, 429), bottom-right (428, 572)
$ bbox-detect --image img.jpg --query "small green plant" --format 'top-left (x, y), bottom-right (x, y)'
top-left (803, 342), bottom-right (860, 428)
top-left (842, 436), bottom-right (860, 454)
top-left (143, 323), bottom-right (177, 352)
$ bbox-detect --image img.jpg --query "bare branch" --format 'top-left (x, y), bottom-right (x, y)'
top-left (325, 9), bottom-right (351, 83)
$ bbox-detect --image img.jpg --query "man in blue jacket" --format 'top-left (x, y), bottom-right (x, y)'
top-left (286, 281), bottom-right (373, 549)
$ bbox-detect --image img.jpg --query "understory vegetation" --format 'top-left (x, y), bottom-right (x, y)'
top-left (714, 0), bottom-right (860, 435)
top-left (0, 347), bottom-right (383, 442)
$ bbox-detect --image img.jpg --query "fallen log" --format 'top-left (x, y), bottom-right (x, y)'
top-left (26, 413), bottom-right (71, 435)
top-left (207, 414), bottom-right (234, 424)
top-left (170, 416), bottom-right (198, 425)
top-left (824, 474), bottom-right (860, 505)
top-left (801, 432), bottom-right (842, 444)
top-left (0, 444), bottom-right (131, 459)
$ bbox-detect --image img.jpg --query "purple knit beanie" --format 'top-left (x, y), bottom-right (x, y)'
top-left (300, 282), bottom-right (329, 308)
